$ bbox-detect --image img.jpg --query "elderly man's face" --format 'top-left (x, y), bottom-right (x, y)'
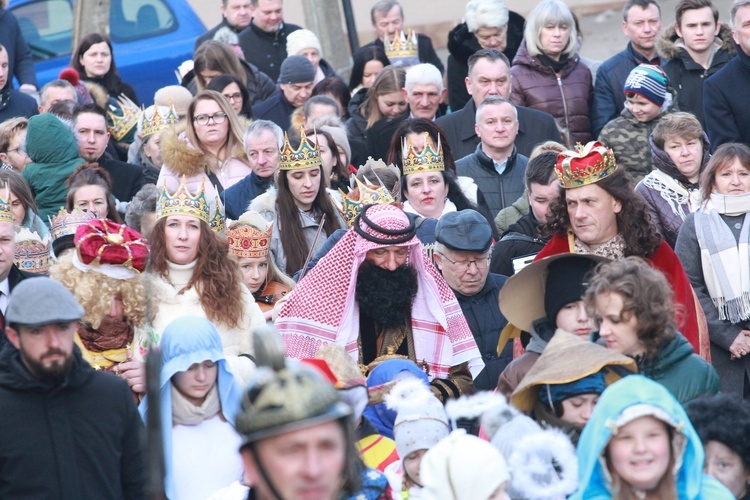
top-left (246, 129), bottom-right (280, 179)
top-left (466, 58), bottom-right (511, 107)
top-left (565, 183), bottom-right (621, 246)
top-left (434, 247), bottom-right (490, 296)
top-left (242, 420), bottom-right (347, 500)
top-left (474, 25), bottom-right (508, 51)
top-left (281, 82), bottom-right (314, 108)
top-left (6, 322), bottom-right (77, 380)
top-left (222, 0), bottom-right (252, 30)
top-left (39, 86), bottom-right (77, 114)
top-left (373, 4), bottom-right (404, 40)
top-left (366, 245), bottom-right (409, 271)
top-left (404, 83), bottom-right (444, 120)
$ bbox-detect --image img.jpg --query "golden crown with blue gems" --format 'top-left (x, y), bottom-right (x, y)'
top-left (279, 128), bottom-right (322, 171)
top-left (402, 132), bottom-right (445, 176)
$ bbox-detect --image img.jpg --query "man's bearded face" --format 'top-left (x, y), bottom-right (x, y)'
top-left (355, 261), bottom-right (419, 328)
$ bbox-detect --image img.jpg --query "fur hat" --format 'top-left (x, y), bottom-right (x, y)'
top-left (686, 394), bottom-right (750, 468)
top-left (286, 29), bottom-right (322, 57)
top-left (385, 378), bottom-right (449, 460)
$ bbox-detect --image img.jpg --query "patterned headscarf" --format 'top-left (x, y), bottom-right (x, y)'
top-left (276, 204), bottom-right (483, 381)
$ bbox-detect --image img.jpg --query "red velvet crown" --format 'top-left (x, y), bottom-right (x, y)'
top-left (75, 219), bottom-right (150, 273)
top-left (555, 141), bottom-right (618, 189)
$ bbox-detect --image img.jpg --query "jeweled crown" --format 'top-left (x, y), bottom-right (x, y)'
top-left (402, 132), bottom-right (445, 176)
top-left (338, 178), bottom-right (395, 227)
top-left (384, 29), bottom-right (419, 62)
top-left (156, 176), bottom-right (212, 225)
top-left (107, 94), bottom-right (141, 142)
top-left (0, 185), bottom-right (14, 225)
top-left (210, 194), bottom-right (226, 234)
top-left (14, 227), bottom-right (50, 274)
top-left (141, 103), bottom-right (179, 138)
top-left (49, 208), bottom-right (98, 241)
top-left (227, 212), bottom-right (273, 259)
top-left (279, 128), bottom-right (322, 171)
top-left (555, 141), bottom-right (618, 189)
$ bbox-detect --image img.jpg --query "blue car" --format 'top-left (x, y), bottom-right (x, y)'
top-left (8, 0), bottom-right (205, 103)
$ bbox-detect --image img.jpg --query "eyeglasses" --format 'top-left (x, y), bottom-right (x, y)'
top-left (436, 252), bottom-right (490, 271)
top-left (193, 112), bottom-right (227, 125)
top-left (223, 92), bottom-right (243, 102)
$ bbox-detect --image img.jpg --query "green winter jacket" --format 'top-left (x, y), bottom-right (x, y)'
top-left (23, 114), bottom-right (84, 223)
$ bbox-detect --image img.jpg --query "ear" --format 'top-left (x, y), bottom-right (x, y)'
top-left (613, 198), bottom-right (622, 214)
top-left (37, 105), bottom-right (44, 114)
top-left (5, 325), bottom-right (21, 351)
top-left (0, 152), bottom-right (8, 164)
top-left (474, 122), bottom-right (481, 139)
top-left (465, 76), bottom-right (472, 96)
top-left (622, 20), bottom-right (629, 37)
top-left (674, 23), bottom-right (683, 39)
top-left (433, 251), bottom-right (444, 271)
top-left (440, 88), bottom-right (448, 102)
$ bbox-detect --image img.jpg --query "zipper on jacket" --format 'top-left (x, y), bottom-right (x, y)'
top-left (557, 76), bottom-right (572, 147)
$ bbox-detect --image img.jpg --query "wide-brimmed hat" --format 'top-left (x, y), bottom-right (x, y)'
top-left (499, 253), bottom-right (609, 332)
top-left (511, 330), bottom-right (636, 412)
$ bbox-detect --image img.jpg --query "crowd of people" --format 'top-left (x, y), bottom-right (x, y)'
top-left (0, 0), bottom-right (748, 498)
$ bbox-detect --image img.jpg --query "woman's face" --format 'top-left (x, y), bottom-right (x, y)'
top-left (142, 132), bottom-right (164, 167)
top-left (559, 393), bottom-right (599, 428)
top-left (404, 171), bottom-right (448, 219)
top-left (664, 135), bottom-right (703, 183)
top-left (376, 90), bottom-right (407, 119)
top-left (336, 145), bottom-right (348, 168)
top-left (474, 25), bottom-right (508, 51)
top-left (172, 360), bottom-right (218, 406)
top-left (238, 256), bottom-right (269, 294)
top-left (287, 166), bottom-right (321, 211)
top-left (74, 184), bottom-right (108, 218)
top-left (555, 300), bottom-right (594, 337)
top-left (299, 47), bottom-right (321, 71)
top-left (607, 416), bottom-right (672, 491)
top-left (192, 98), bottom-right (229, 150)
top-left (362, 60), bottom-right (384, 88)
top-left (403, 449), bottom-right (427, 487)
top-left (164, 215), bottom-right (201, 265)
top-left (713, 157), bottom-right (750, 195)
top-left (79, 41), bottom-right (112, 77)
top-left (221, 82), bottom-right (244, 116)
top-left (311, 135), bottom-right (334, 184)
top-left (7, 191), bottom-right (25, 226)
top-left (539, 22), bottom-right (570, 60)
top-left (703, 440), bottom-right (750, 499)
top-left (594, 291), bottom-right (647, 357)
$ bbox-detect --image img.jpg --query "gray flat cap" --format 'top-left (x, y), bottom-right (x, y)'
top-left (278, 55), bottom-right (315, 85)
top-left (6, 277), bottom-right (84, 327)
top-left (435, 209), bottom-right (492, 253)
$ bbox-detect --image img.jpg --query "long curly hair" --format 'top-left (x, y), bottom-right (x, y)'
top-left (541, 168), bottom-right (662, 257)
top-left (48, 253), bottom-right (147, 329)
top-left (584, 257), bottom-right (678, 360)
top-left (148, 217), bottom-right (246, 329)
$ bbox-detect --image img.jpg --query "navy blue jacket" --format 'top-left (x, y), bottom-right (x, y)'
top-left (0, 9), bottom-right (37, 88)
top-left (251, 90), bottom-right (294, 131)
top-left (222, 172), bottom-right (273, 220)
top-left (0, 87), bottom-right (37, 122)
top-left (590, 43), bottom-right (661, 137)
top-left (704, 45), bottom-right (750, 150)
top-left (453, 273), bottom-right (512, 391)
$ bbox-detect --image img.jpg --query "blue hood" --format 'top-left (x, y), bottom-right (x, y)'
top-left (572, 375), bottom-right (732, 500)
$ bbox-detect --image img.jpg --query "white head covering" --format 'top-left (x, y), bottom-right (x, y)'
top-left (286, 29), bottom-right (322, 56)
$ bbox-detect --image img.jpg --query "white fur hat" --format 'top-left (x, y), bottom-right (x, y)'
top-left (386, 378), bottom-right (449, 460)
top-left (286, 29), bottom-right (322, 57)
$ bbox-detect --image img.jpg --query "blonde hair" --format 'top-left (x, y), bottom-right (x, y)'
top-left (363, 66), bottom-right (406, 129)
top-left (49, 253), bottom-right (147, 329)
top-left (524, 0), bottom-right (578, 58)
top-left (186, 90), bottom-right (248, 171)
top-left (227, 221), bottom-right (296, 292)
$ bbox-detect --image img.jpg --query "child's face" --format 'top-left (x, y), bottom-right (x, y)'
top-left (403, 449), bottom-right (428, 486)
top-left (625, 93), bottom-right (662, 123)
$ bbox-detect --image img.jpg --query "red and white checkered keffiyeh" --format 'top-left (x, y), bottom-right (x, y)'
top-left (276, 205), bottom-right (484, 381)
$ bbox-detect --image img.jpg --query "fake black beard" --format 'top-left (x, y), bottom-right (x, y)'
top-left (355, 261), bottom-right (419, 328)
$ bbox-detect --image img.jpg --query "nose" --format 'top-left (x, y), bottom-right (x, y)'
top-left (465, 261), bottom-right (480, 275)
top-left (383, 253), bottom-right (399, 271)
top-left (576, 303), bottom-right (588, 323)
top-left (195, 366), bottom-right (207, 382)
top-left (705, 462), bottom-right (716, 477)
top-left (302, 173), bottom-right (313, 188)
top-left (86, 131), bottom-right (96, 143)
top-left (574, 204), bottom-right (587, 220)
top-left (581, 403), bottom-right (594, 421)
top-left (301, 449), bottom-right (323, 479)
top-left (250, 266), bottom-right (261, 280)
top-left (177, 224), bottom-right (188, 240)
top-left (488, 82), bottom-right (500, 96)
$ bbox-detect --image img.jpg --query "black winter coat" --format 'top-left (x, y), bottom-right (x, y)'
top-left (98, 154), bottom-right (146, 203)
top-left (0, 9), bottom-right (37, 88)
top-left (237, 21), bottom-right (302, 82)
top-left (490, 211), bottom-right (547, 276)
top-left (703, 44), bottom-right (750, 149)
top-left (453, 273), bottom-right (512, 391)
top-left (251, 90), bottom-right (295, 131)
top-left (657, 23), bottom-right (735, 129)
top-left (0, 86), bottom-right (37, 122)
top-left (0, 344), bottom-right (145, 498)
top-left (446, 12), bottom-right (525, 111)
top-left (182, 58), bottom-right (276, 108)
top-left (195, 18), bottom-right (243, 51)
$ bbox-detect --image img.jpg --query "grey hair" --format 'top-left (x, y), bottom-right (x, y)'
top-left (475, 95), bottom-right (517, 122)
top-left (303, 95), bottom-right (341, 119)
top-left (371, 0), bottom-right (402, 24)
top-left (731, 0), bottom-right (750, 27)
top-left (243, 119), bottom-right (284, 150)
top-left (465, 0), bottom-right (510, 32)
top-left (524, 0), bottom-right (578, 58)
top-left (405, 63), bottom-right (443, 93)
top-left (124, 184), bottom-right (159, 232)
top-left (39, 79), bottom-right (77, 106)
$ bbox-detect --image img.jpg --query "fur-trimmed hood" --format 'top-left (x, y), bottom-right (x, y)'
top-left (248, 185), bottom-right (277, 215)
top-left (160, 126), bottom-right (248, 178)
top-left (657, 22), bottom-right (735, 60)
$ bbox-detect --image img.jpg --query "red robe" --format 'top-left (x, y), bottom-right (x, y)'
top-left (535, 232), bottom-right (711, 361)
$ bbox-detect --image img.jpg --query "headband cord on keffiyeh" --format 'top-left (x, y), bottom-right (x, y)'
top-left (276, 204), bottom-right (483, 381)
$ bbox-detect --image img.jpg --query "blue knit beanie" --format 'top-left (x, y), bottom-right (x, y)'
top-left (538, 370), bottom-right (607, 407)
top-left (623, 64), bottom-right (668, 106)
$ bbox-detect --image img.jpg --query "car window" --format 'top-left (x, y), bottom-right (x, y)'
top-left (12, 0), bottom-right (74, 61)
top-left (111, 0), bottom-right (177, 42)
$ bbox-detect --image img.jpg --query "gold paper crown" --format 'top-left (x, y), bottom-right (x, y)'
top-left (156, 176), bottom-right (212, 225)
top-left (107, 94), bottom-right (141, 142)
top-left (555, 141), bottom-right (618, 189)
top-left (210, 194), bottom-right (226, 234)
top-left (14, 228), bottom-right (51, 275)
top-left (49, 208), bottom-right (98, 241)
top-left (279, 128), bottom-right (322, 171)
top-left (227, 216), bottom-right (273, 259)
top-left (0, 185), bottom-right (14, 225)
top-left (384, 29), bottom-right (419, 61)
top-left (402, 132), bottom-right (445, 175)
top-left (338, 178), bottom-right (395, 227)
top-left (141, 103), bottom-right (179, 138)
